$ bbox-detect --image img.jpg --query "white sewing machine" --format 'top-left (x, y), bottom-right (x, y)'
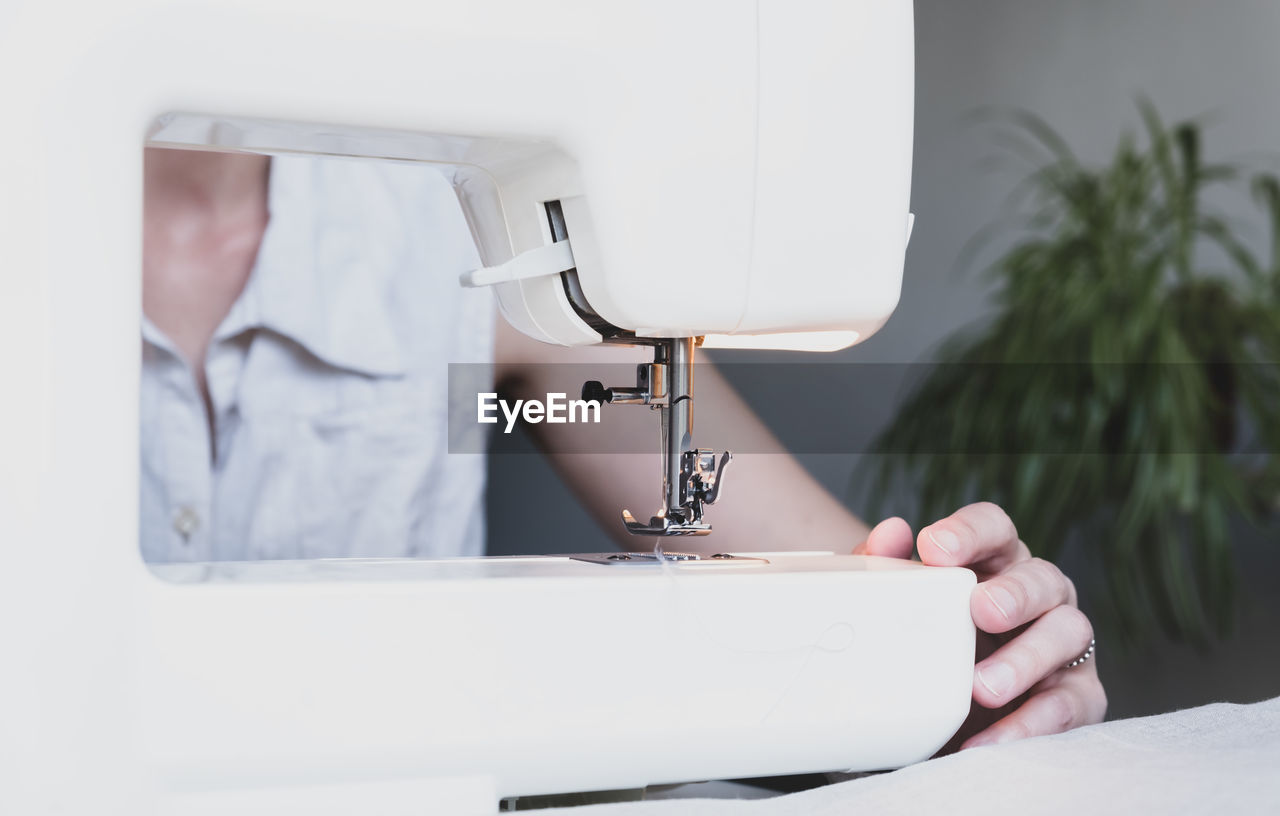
top-left (0, 1), bottom-right (975, 813)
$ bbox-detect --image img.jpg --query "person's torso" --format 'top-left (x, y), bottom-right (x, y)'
top-left (140, 155), bottom-right (494, 563)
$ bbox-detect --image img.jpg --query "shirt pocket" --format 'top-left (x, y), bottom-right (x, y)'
top-left (301, 403), bottom-right (448, 557)
top-left (228, 402), bottom-right (448, 560)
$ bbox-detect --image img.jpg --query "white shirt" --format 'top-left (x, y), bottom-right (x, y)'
top-left (140, 156), bottom-right (494, 563)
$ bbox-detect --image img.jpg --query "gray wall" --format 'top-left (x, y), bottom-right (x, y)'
top-left (487, 0), bottom-right (1280, 718)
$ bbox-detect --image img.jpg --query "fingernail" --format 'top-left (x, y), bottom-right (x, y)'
top-left (977, 661), bottom-right (1016, 698)
top-left (982, 585), bottom-right (1016, 621)
top-left (927, 528), bottom-right (957, 555)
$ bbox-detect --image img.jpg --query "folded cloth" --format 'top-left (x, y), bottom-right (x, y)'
top-left (545, 696), bottom-right (1280, 815)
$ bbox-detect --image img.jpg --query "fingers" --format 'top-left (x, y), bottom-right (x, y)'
top-left (855, 516), bottom-right (915, 559)
top-left (972, 604), bottom-right (1095, 709)
top-left (961, 670), bottom-right (1107, 749)
top-left (971, 557), bottom-right (1078, 634)
top-left (911, 503), bottom-right (1106, 749)
top-left (917, 502), bottom-right (1029, 572)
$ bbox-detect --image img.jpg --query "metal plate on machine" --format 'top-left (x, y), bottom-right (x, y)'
top-left (563, 552), bottom-right (770, 566)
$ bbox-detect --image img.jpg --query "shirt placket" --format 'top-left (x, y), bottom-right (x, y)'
top-left (205, 332), bottom-right (250, 559)
top-left (158, 354), bottom-right (214, 561)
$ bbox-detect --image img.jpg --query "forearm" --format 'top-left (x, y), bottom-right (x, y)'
top-left (495, 321), bottom-right (870, 554)
top-left (542, 452), bottom-right (870, 555)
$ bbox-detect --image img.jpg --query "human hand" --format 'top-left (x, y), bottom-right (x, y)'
top-left (856, 502), bottom-right (1107, 750)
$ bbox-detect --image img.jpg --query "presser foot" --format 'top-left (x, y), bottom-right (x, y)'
top-left (621, 509), bottom-right (712, 536)
top-left (619, 450), bottom-right (733, 536)
top-left (566, 552), bottom-right (769, 565)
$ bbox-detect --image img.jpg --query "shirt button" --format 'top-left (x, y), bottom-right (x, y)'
top-left (173, 507), bottom-right (201, 541)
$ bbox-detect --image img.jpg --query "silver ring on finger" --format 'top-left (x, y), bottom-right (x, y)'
top-left (1065, 638), bottom-right (1095, 669)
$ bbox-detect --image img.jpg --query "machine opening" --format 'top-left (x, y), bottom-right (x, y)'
top-left (140, 114), bottom-right (511, 567)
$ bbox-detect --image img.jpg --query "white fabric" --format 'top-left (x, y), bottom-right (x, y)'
top-left (546, 697), bottom-right (1280, 815)
top-left (140, 155), bottom-right (493, 563)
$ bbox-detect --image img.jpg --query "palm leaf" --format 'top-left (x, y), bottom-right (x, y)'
top-left (855, 105), bottom-right (1279, 644)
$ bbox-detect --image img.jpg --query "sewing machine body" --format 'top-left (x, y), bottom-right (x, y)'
top-left (0, 1), bottom-right (978, 813)
top-left (142, 554), bottom-right (974, 812)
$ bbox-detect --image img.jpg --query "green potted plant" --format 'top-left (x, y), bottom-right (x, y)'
top-left (859, 104), bottom-right (1280, 644)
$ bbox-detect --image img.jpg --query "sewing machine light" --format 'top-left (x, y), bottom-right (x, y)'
top-left (700, 330), bottom-right (862, 352)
